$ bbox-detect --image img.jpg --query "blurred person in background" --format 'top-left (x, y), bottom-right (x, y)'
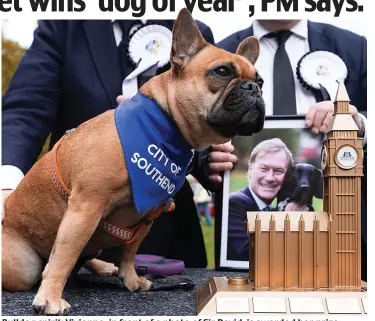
top-left (188, 175), bottom-right (212, 226)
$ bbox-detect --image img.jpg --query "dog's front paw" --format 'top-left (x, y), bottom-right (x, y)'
top-left (32, 294), bottom-right (71, 315)
top-left (123, 276), bottom-right (152, 292)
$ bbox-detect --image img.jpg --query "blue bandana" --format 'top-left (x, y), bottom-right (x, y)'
top-left (114, 93), bottom-right (194, 214)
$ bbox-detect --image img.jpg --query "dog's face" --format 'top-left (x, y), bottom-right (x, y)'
top-left (204, 51), bottom-right (265, 138)
top-left (278, 163), bottom-right (323, 205)
top-left (168, 9), bottom-right (265, 147)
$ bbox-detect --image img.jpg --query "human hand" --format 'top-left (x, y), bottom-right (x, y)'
top-left (207, 144), bottom-right (238, 184)
top-left (305, 101), bottom-right (363, 134)
top-left (116, 96), bottom-right (129, 105)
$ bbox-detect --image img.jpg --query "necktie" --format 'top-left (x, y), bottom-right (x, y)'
top-left (138, 64), bottom-right (159, 88)
top-left (267, 31), bottom-right (297, 115)
top-left (262, 206), bottom-right (271, 212)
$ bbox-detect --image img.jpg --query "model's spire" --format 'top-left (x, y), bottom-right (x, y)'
top-left (327, 80), bottom-right (358, 131)
top-left (334, 80), bottom-right (350, 103)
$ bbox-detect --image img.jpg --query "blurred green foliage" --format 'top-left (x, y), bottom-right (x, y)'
top-left (2, 37), bottom-right (26, 95)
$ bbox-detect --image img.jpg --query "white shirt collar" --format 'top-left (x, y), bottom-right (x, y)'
top-left (253, 20), bottom-right (308, 41)
top-left (248, 186), bottom-right (268, 211)
top-left (111, 19), bottom-right (148, 24)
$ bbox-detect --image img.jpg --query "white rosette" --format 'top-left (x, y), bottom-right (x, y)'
top-left (128, 25), bottom-right (172, 75)
top-left (297, 50), bottom-right (348, 100)
top-left (123, 25), bottom-right (173, 98)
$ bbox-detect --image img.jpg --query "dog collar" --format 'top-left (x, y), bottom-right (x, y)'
top-left (114, 93), bottom-right (194, 214)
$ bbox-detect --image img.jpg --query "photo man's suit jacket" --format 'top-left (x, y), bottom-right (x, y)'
top-left (228, 187), bottom-right (260, 261)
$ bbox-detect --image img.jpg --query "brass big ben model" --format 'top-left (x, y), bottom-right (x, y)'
top-left (321, 81), bottom-right (363, 291)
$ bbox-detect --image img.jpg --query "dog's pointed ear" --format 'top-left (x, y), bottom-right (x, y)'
top-left (236, 37), bottom-right (260, 66)
top-left (276, 165), bottom-right (294, 201)
top-left (313, 168), bottom-right (323, 199)
top-left (171, 8), bottom-right (207, 72)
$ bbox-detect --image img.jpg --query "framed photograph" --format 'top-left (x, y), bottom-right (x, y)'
top-left (219, 116), bottom-right (324, 270)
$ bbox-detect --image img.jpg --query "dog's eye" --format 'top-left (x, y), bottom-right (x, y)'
top-left (213, 66), bottom-right (231, 78)
top-left (293, 172), bottom-right (299, 178)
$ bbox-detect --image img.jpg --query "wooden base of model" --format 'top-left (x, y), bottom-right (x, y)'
top-left (196, 277), bottom-right (367, 316)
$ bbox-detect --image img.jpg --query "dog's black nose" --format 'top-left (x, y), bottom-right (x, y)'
top-left (241, 81), bottom-right (259, 95)
top-left (300, 185), bottom-right (309, 191)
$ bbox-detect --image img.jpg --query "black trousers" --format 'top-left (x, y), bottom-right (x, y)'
top-left (99, 181), bottom-right (208, 268)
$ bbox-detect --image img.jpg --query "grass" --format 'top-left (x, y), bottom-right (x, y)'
top-left (230, 171), bottom-right (249, 193)
top-left (201, 218), bottom-right (215, 268)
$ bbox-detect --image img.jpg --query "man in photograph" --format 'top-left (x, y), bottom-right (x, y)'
top-left (227, 138), bottom-right (293, 261)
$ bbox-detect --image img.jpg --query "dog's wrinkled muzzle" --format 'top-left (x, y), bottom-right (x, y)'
top-left (207, 79), bottom-right (265, 138)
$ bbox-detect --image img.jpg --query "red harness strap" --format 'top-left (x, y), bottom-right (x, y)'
top-left (49, 135), bottom-right (175, 244)
top-left (101, 199), bottom-right (175, 243)
top-left (49, 138), bottom-right (71, 200)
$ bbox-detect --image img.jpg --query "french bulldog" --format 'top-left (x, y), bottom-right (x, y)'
top-left (2, 8), bottom-right (265, 315)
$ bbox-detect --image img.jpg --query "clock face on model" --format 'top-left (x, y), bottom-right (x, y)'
top-left (335, 145), bottom-right (359, 169)
top-left (321, 145), bottom-right (327, 171)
